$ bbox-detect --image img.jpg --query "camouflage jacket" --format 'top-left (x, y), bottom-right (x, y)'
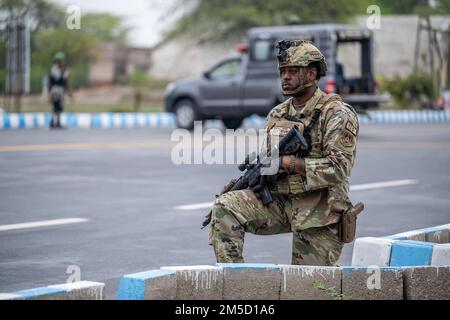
top-left (264, 88), bottom-right (359, 230)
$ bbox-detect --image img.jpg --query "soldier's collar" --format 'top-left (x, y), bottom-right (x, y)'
top-left (288, 88), bottom-right (323, 118)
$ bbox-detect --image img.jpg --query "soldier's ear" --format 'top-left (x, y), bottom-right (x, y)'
top-left (308, 67), bottom-right (318, 81)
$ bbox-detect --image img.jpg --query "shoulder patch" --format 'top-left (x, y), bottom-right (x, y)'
top-left (345, 120), bottom-right (357, 136)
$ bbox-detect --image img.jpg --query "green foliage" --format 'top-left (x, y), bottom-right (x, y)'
top-left (128, 69), bottom-right (151, 112)
top-left (371, 0), bottom-right (450, 15)
top-left (0, 36), bottom-right (4, 92)
top-left (165, 0), bottom-right (370, 41)
top-left (0, 69), bottom-right (5, 94)
top-left (1, 0), bottom-right (131, 94)
top-left (0, 0), bottom-right (65, 29)
top-left (81, 13), bottom-right (131, 43)
top-left (437, 0), bottom-right (450, 13)
top-left (163, 0), bottom-right (450, 42)
top-left (29, 65), bottom-right (46, 94)
top-left (312, 280), bottom-right (351, 300)
top-left (128, 69), bottom-right (151, 90)
top-left (381, 72), bottom-right (435, 108)
top-left (69, 63), bottom-right (90, 90)
top-left (108, 105), bottom-right (134, 113)
top-left (28, 28), bottom-right (99, 94)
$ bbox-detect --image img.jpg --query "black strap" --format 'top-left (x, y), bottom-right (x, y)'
top-left (282, 113), bottom-right (302, 123)
top-left (282, 108), bottom-right (321, 157)
top-left (301, 109), bottom-right (321, 157)
top-left (306, 109), bottom-right (322, 133)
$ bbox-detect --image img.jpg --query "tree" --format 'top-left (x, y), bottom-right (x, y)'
top-left (31, 28), bottom-right (99, 91)
top-left (163, 0), bottom-right (370, 41)
top-left (1, 0), bottom-right (133, 94)
top-left (128, 69), bottom-right (151, 112)
top-left (161, 0), bottom-right (450, 42)
top-left (0, 0), bottom-right (65, 29)
top-left (81, 13), bottom-right (131, 43)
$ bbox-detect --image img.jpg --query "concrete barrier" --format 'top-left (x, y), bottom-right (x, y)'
top-left (403, 266), bottom-right (450, 300)
top-left (390, 240), bottom-right (434, 267)
top-left (352, 223), bottom-right (450, 267)
top-left (386, 230), bottom-right (426, 241)
top-left (0, 293), bottom-right (24, 300)
top-left (0, 281), bottom-right (105, 300)
top-left (2, 111), bottom-right (450, 130)
top-left (386, 223), bottom-right (450, 243)
top-left (342, 266), bottom-right (403, 300)
top-left (116, 269), bottom-right (176, 300)
top-left (217, 263), bottom-right (281, 300)
top-left (279, 265), bottom-right (341, 300)
top-left (4, 223), bottom-right (449, 300)
top-left (0, 112), bottom-right (176, 129)
top-left (114, 264), bottom-right (450, 300)
top-left (431, 244), bottom-right (450, 266)
top-left (351, 237), bottom-right (394, 266)
top-left (160, 265), bottom-right (223, 300)
top-left (119, 226), bottom-right (447, 300)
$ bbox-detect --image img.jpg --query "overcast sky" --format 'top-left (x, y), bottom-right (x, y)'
top-left (52, 0), bottom-right (177, 47)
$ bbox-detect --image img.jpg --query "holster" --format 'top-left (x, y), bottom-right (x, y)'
top-left (338, 202), bottom-right (364, 243)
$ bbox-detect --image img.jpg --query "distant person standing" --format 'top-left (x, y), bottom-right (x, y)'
top-left (48, 52), bottom-right (71, 129)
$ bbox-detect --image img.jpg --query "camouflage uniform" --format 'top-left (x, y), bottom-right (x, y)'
top-left (208, 41), bottom-right (360, 266)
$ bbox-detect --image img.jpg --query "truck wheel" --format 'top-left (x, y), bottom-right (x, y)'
top-left (174, 99), bottom-right (198, 130)
top-left (223, 118), bottom-right (243, 130)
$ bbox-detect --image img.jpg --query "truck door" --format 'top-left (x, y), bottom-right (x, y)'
top-left (199, 57), bottom-right (243, 117)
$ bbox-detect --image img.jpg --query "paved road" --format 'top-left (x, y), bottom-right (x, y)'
top-left (1, 123), bottom-right (450, 299)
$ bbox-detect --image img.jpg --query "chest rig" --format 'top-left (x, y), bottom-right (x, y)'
top-left (267, 93), bottom-right (343, 195)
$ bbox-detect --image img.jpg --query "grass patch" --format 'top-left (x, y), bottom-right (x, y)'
top-left (14, 101), bottom-right (164, 113)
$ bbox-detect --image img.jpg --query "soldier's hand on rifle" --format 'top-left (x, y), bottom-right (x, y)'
top-left (280, 155), bottom-right (306, 176)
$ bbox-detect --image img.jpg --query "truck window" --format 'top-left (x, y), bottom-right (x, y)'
top-left (335, 39), bottom-right (373, 94)
top-left (251, 39), bottom-right (273, 61)
top-left (209, 59), bottom-right (242, 80)
top-left (337, 41), bottom-right (362, 79)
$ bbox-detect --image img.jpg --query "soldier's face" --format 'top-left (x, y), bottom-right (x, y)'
top-left (280, 67), bottom-right (310, 91)
top-left (280, 67), bottom-right (301, 92)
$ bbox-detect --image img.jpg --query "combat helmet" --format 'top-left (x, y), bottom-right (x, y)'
top-left (277, 40), bottom-right (327, 95)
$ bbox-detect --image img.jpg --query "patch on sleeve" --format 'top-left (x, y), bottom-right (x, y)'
top-left (345, 120), bottom-right (357, 136)
top-left (340, 133), bottom-right (355, 148)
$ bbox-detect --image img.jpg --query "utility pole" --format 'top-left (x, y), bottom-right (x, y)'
top-left (2, 8), bottom-right (30, 113)
top-left (445, 26), bottom-right (450, 111)
top-left (447, 28), bottom-right (450, 90)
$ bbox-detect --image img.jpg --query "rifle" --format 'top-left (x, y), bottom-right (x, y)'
top-left (201, 124), bottom-right (310, 229)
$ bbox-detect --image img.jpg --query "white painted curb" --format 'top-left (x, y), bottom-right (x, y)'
top-left (351, 237), bottom-right (395, 266)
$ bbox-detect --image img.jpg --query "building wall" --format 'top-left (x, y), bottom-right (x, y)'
top-left (89, 42), bottom-right (153, 86)
top-left (149, 37), bottom-right (241, 80)
top-left (356, 15), bottom-right (450, 79)
top-left (89, 42), bottom-right (117, 86)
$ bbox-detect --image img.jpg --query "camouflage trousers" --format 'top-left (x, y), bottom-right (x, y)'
top-left (208, 189), bottom-right (343, 266)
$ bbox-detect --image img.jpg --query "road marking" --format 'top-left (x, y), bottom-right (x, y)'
top-left (175, 203), bottom-right (215, 211)
top-left (359, 141), bottom-right (450, 149)
top-left (349, 179), bottom-right (418, 191)
top-left (361, 127), bottom-right (450, 136)
top-left (174, 179), bottom-right (419, 211)
top-left (0, 218), bottom-right (88, 232)
top-left (2, 135), bottom-right (450, 153)
top-left (0, 141), bottom-right (175, 152)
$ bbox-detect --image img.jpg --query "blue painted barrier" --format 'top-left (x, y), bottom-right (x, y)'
top-left (1, 110), bottom-right (450, 129)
